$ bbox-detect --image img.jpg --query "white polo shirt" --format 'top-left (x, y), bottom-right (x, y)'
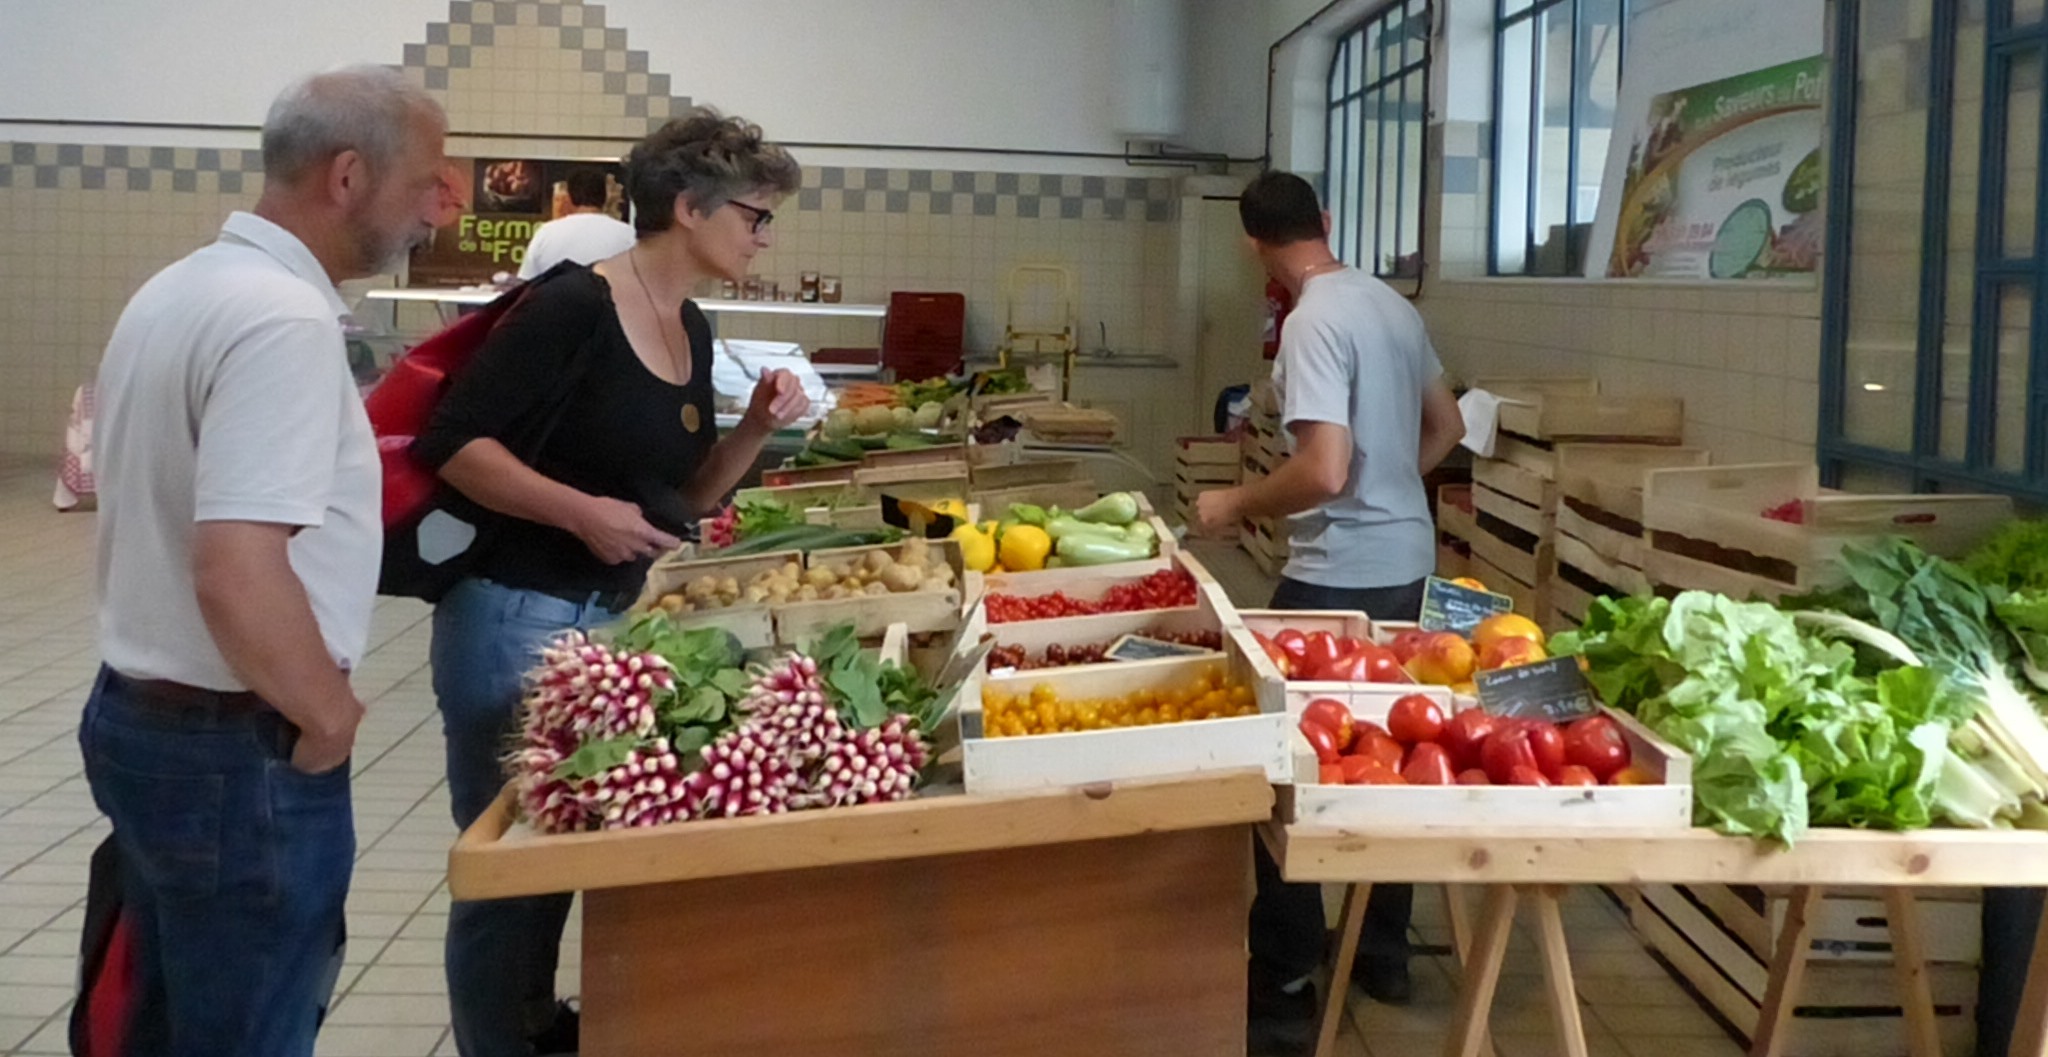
top-left (515, 211), bottom-right (636, 279)
top-left (95, 211), bottom-right (380, 690)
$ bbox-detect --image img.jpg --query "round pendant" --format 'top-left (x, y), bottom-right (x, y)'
top-left (681, 404), bottom-right (701, 432)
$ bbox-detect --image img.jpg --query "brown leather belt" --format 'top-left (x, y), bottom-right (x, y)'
top-left (114, 672), bottom-right (272, 715)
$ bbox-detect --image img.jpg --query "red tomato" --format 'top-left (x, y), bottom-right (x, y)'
top-left (1273, 628), bottom-right (1310, 667)
top-left (1301, 699), bottom-right (1355, 751)
top-left (1480, 726), bottom-right (1539, 785)
top-left (1556, 765), bottom-right (1599, 787)
top-left (1389, 628), bottom-right (1430, 664)
top-left (1319, 649), bottom-right (1372, 683)
top-left (1400, 742), bottom-right (1456, 786)
top-left (1352, 767), bottom-right (1408, 785)
top-left (1563, 715), bottom-right (1632, 781)
top-left (1300, 631), bottom-right (1343, 678)
top-left (1386, 695), bottom-right (1447, 746)
top-left (1520, 720), bottom-right (1567, 780)
top-left (1336, 635), bottom-right (1368, 655)
top-left (1455, 768), bottom-right (1491, 786)
top-left (1354, 730), bottom-right (1406, 771)
top-left (1353, 719), bottom-right (1391, 742)
top-left (1318, 762), bottom-right (1345, 785)
top-left (1440, 708), bottom-right (1498, 772)
top-left (1253, 633), bottom-right (1294, 678)
top-left (1361, 645), bottom-right (1406, 684)
top-left (1300, 720), bottom-right (1342, 764)
top-left (1507, 764), bottom-right (1551, 786)
top-left (1340, 755), bottom-right (1389, 784)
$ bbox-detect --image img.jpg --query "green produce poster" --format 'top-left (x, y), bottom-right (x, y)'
top-left (1604, 56), bottom-right (1826, 280)
top-left (406, 157), bottom-right (626, 287)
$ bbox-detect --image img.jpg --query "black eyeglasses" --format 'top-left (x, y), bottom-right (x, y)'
top-left (727, 201), bottom-right (774, 234)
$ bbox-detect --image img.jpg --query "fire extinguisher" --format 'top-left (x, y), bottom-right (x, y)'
top-left (1262, 277), bottom-right (1292, 361)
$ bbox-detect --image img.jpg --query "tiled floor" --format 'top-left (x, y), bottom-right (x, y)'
top-left (0, 462), bottom-right (1741, 1057)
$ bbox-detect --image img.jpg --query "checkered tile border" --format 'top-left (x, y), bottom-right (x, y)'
top-left (0, 143), bottom-right (264, 193)
top-left (797, 168), bottom-right (1175, 221)
top-left (403, 0), bottom-right (693, 123)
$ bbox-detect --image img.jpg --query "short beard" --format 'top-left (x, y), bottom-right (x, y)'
top-left (346, 197), bottom-right (423, 277)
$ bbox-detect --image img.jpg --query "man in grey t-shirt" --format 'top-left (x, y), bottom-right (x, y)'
top-left (1197, 171), bottom-right (1464, 1055)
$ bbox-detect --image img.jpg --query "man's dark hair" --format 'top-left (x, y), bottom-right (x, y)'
top-left (1239, 170), bottom-right (1326, 245)
top-left (565, 168), bottom-right (610, 209)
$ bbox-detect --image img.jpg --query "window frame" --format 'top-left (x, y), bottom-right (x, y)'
top-left (1323, 0), bottom-right (1434, 283)
top-left (1820, 0), bottom-right (2048, 503)
top-left (1488, 0), bottom-right (1628, 277)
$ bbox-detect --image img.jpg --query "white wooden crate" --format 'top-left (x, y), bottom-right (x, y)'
top-left (1233, 610), bottom-right (1447, 708)
top-left (959, 638), bottom-right (1290, 793)
top-left (1282, 696), bottom-right (1693, 829)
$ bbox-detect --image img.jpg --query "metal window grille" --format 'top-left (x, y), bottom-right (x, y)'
top-left (1325, 0), bottom-right (1433, 280)
top-left (1490, 0), bottom-right (1627, 276)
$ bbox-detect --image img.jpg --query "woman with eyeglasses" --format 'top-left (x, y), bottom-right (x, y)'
top-left (412, 107), bottom-right (809, 1057)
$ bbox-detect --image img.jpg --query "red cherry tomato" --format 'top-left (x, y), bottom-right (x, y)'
top-left (1556, 764), bottom-right (1599, 787)
top-left (1386, 694), bottom-right (1447, 746)
top-left (1520, 720), bottom-right (1567, 781)
top-left (1507, 764), bottom-right (1551, 786)
top-left (1563, 715), bottom-right (1632, 781)
top-left (1440, 708), bottom-right (1498, 772)
top-left (1353, 730), bottom-right (1406, 771)
top-left (1481, 726), bottom-right (1539, 785)
top-left (1455, 768), bottom-right (1491, 786)
top-left (1300, 719), bottom-right (1342, 764)
top-left (1400, 742), bottom-right (1457, 786)
top-left (1300, 631), bottom-right (1343, 679)
top-left (1301, 699), bottom-right (1355, 751)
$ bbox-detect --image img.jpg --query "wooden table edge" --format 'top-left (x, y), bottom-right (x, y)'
top-left (449, 768), bottom-right (1275, 899)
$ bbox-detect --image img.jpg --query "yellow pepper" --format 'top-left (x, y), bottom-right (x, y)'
top-left (950, 521), bottom-right (996, 572)
top-left (998, 524), bottom-right (1053, 572)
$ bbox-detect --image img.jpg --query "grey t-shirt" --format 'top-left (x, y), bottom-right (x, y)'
top-left (1271, 267), bottom-right (1443, 589)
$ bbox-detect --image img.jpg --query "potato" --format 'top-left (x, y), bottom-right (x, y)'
top-left (821, 585), bottom-right (846, 601)
top-left (900, 537), bottom-right (931, 569)
top-left (796, 584), bottom-right (820, 601)
top-left (781, 561), bottom-right (801, 579)
top-left (863, 582), bottom-right (890, 597)
top-left (743, 585), bottom-right (769, 603)
top-left (658, 595), bottom-right (685, 614)
top-left (879, 563), bottom-right (923, 593)
top-left (805, 566), bottom-right (838, 588)
top-left (770, 585), bottom-right (793, 603)
top-left (864, 550), bottom-right (895, 573)
top-left (719, 577), bottom-right (739, 596)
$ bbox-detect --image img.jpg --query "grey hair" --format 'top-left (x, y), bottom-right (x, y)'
top-left (624, 106), bottom-right (801, 235)
top-left (261, 65), bottom-right (444, 185)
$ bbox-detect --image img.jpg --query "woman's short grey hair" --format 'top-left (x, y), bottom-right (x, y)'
top-left (262, 65), bottom-right (444, 185)
top-left (624, 107), bottom-right (801, 235)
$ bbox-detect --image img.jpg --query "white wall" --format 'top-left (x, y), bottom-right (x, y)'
top-left (2, 0), bottom-right (1136, 158)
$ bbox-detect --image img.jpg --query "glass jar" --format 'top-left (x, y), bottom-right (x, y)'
top-left (761, 279), bottom-right (780, 301)
top-left (800, 271), bottom-right (821, 302)
top-left (820, 275), bottom-right (842, 303)
top-left (720, 279), bottom-right (739, 299)
top-left (741, 276), bottom-right (762, 301)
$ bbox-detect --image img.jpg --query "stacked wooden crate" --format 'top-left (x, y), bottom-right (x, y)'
top-left (1434, 483), bottom-right (1476, 580)
top-left (1640, 463), bottom-right (2012, 602)
top-left (1240, 380), bottom-right (1290, 576)
top-left (1172, 437), bottom-right (1240, 535)
top-left (1464, 380), bottom-right (1686, 628)
top-left (1627, 884), bottom-right (1982, 1056)
top-left (1545, 444), bottom-right (1711, 628)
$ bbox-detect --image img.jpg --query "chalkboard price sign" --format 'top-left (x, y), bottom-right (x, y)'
top-left (1418, 576), bottom-right (1517, 635)
top-left (1474, 656), bottom-right (1600, 723)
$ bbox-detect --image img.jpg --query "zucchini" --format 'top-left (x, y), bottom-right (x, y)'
top-left (721, 525), bottom-right (901, 557)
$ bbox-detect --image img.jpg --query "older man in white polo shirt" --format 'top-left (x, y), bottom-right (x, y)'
top-left (83, 66), bottom-right (446, 1057)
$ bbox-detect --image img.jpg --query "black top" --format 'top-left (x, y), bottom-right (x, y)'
top-left (414, 265), bottom-right (717, 595)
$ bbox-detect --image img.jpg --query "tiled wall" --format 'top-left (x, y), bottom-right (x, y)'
top-left (0, 0), bottom-right (1197, 475)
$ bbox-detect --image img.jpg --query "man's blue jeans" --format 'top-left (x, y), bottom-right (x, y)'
top-left (80, 666), bottom-right (354, 1057)
top-left (433, 578), bottom-right (624, 1057)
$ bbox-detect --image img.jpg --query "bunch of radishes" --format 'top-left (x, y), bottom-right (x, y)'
top-left (508, 623), bottom-right (939, 834)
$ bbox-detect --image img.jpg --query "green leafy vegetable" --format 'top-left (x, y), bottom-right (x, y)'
top-left (735, 499), bottom-right (804, 541)
top-left (1963, 520), bottom-right (2048, 591)
top-left (553, 736), bottom-right (642, 781)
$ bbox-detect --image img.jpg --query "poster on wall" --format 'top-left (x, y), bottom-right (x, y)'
top-left (1605, 57), bottom-right (1826, 279)
top-left (406, 157), bottom-right (626, 287)
top-left (1584, 0), bottom-right (1825, 281)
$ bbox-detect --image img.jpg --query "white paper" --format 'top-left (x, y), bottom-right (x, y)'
top-left (1458, 388), bottom-right (1501, 458)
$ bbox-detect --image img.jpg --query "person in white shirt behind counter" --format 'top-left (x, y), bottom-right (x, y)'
top-left (514, 167), bottom-right (636, 279)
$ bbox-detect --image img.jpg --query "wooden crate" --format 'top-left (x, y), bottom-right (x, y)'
top-left (969, 457), bottom-right (1090, 491)
top-left (1479, 377), bottom-right (1686, 444)
top-left (1468, 551), bottom-right (1540, 618)
top-left (630, 550), bottom-right (799, 646)
top-left (771, 539), bottom-right (966, 643)
top-left (972, 480), bottom-right (1104, 515)
top-left (1234, 610), bottom-right (1451, 707)
top-left (1175, 436), bottom-right (1242, 477)
top-left (762, 461), bottom-right (861, 488)
top-left (734, 480), bottom-right (860, 508)
top-left (959, 641), bottom-right (1291, 792)
top-left (1642, 463), bottom-right (2014, 600)
top-left (861, 441), bottom-right (968, 472)
top-left (1282, 699), bottom-right (1693, 827)
top-left (1436, 483), bottom-right (1478, 543)
top-left (1436, 540), bottom-right (1471, 581)
top-left (1239, 517), bottom-right (1289, 576)
top-left (1627, 884), bottom-right (1981, 1057)
top-left (852, 464), bottom-right (971, 505)
top-left (1548, 445), bottom-right (1713, 626)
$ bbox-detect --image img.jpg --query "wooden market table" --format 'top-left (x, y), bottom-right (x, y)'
top-left (450, 769), bottom-right (1273, 1057)
top-left (1268, 823), bottom-right (2048, 1057)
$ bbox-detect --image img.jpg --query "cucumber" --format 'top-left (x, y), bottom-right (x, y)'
top-left (721, 525), bottom-right (901, 557)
